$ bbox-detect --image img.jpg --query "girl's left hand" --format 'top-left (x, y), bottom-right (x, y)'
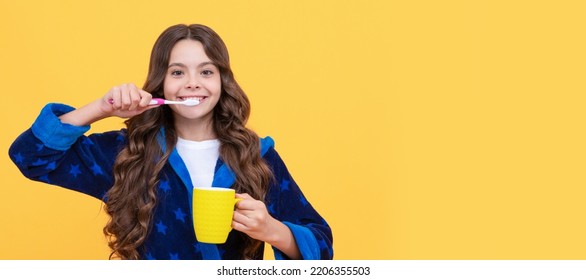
top-left (233, 193), bottom-right (302, 259)
top-left (232, 193), bottom-right (278, 242)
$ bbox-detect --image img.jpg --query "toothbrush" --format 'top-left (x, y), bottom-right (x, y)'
top-left (149, 98), bottom-right (200, 106)
top-left (108, 98), bottom-right (200, 106)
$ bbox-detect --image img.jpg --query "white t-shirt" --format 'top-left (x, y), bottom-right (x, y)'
top-left (175, 137), bottom-right (220, 188)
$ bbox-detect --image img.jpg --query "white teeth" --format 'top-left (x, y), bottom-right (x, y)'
top-left (180, 97), bottom-right (204, 101)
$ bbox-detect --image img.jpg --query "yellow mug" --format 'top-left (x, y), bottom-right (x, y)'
top-left (192, 187), bottom-right (241, 244)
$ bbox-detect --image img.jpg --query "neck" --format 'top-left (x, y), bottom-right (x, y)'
top-left (174, 115), bottom-right (217, 141)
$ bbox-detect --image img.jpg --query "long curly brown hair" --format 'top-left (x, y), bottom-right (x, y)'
top-left (103, 24), bottom-right (273, 260)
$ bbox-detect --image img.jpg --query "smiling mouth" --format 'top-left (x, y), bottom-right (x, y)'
top-left (178, 96), bottom-right (207, 102)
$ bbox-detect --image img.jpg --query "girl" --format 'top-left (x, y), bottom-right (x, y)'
top-left (9, 24), bottom-right (333, 260)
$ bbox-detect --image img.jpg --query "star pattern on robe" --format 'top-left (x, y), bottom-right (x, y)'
top-left (39, 175), bottom-right (50, 183)
top-left (45, 162), bottom-right (56, 170)
top-left (35, 143), bottom-right (44, 152)
top-left (169, 253), bottom-right (179, 260)
top-left (159, 180), bottom-right (171, 193)
top-left (268, 203), bottom-right (276, 214)
top-left (69, 164), bottom-right (81, 178)
top-left (173, 208), bottom-right (187, 223)
top-left (280, 179), bottom-right (290, 191)
top-left (32, 158), bottom-right (48, 166)
top-left (300, 196), bottom-right (308, 206)
top-left (155, 220), bottom-right (167, 235)
top-left (192, 243), bottom-right (204, 259)
top-left (90, 163), bottom-right (103, 176)
top-left (13, 153), bottom-right (24, 164)
top-left (145, 252), bottom-right (155, 260)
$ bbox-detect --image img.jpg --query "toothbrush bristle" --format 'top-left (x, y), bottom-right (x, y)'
top-left (184, 99), bottom-right (200, 106)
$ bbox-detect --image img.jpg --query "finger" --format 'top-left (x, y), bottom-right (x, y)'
top-left (111, 86), bottom-right (122, 109)
top-left (235, 208), bottom-right (258, 219)
top-left (235, 193), bottom-right (255, 209)
top-left (231, 220), bottom-right (248, 233)
top-left (236, 193), bottom-right (253, 199)
top-left (234, 193), bottom-right (249, 208)
top-left (120, 84), bottom-right (131, 110)
top-left (235, 199), bottom-right (258, 211)
top-left (127, 84), bottom-right (141, 111)
top-left (232, 211), bottom-right (252, 227)
top-left (138, 89), bottom-right (153, 107)
top-left (237, 198), bottom-right (268, 213)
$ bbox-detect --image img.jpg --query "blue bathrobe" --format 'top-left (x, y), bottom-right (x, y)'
top-left (9, 103), bottom-right (333, 260)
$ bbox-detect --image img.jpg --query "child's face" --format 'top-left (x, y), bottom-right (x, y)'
top-left (164, 39), bottom-right (222, 123)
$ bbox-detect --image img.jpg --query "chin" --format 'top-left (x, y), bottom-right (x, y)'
top-left (177, 111), bottom-right (212, 120)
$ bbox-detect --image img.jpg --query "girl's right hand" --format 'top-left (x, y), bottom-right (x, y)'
top-left (100, 83), bottom-right (158, 118)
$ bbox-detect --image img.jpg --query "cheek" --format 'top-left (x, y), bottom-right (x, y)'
top-left (163, 80), bottom-right (179, 96)
top-left (212, 77), bottom-right (222, 95)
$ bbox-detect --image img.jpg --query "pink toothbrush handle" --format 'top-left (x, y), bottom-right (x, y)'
top-left (149, 98), bottom-right (166, 105)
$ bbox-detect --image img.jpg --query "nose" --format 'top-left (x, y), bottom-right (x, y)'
top-left (185, 74), bottom-right (200, 90)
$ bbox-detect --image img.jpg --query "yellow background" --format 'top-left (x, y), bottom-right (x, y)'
top-left (1, 0), bottom-right (585, 259)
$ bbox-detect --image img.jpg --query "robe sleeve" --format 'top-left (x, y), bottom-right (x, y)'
top-left (263, 147), bottom-right (334, 260)
top-left (8, 103), bottom-right (125, 200)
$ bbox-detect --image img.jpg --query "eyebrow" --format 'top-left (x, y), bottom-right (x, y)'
top-left (167, 61), bottom-right (216, 68)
